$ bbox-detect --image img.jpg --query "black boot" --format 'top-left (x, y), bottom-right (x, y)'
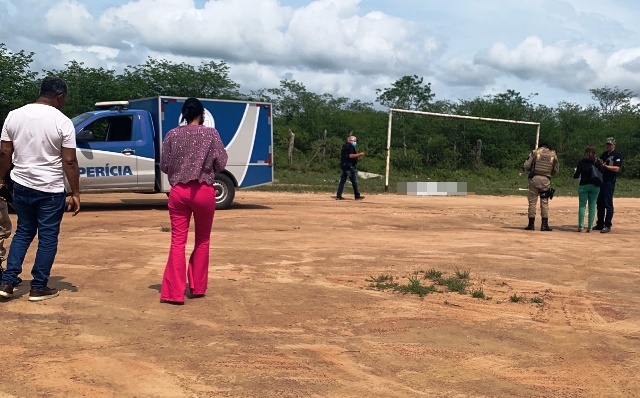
top-left (541, 217), bottom-right (552, 231)
top-left (524, 217), bottom-right (535, 230)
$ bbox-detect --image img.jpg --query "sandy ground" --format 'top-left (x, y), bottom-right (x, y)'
top-left (1, 190), bottom-right (639, 398)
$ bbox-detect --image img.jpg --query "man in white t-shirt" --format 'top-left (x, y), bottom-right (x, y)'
top-left (0, 76), bottom-right (80, 302)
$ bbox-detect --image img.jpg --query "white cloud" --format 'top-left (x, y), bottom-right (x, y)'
top-left (475, 36), bottom-right (598, 92)
top-left (2, 0), bottom-right (640, 107)
top-left (45, 1), bottom-right (95, 45)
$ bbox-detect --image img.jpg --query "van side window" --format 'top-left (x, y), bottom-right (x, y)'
top-left (83, 116), bottom-right (133, 142)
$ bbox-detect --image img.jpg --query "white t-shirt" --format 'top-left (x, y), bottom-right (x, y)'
top-left (1, 103), bottom-right (76, 193)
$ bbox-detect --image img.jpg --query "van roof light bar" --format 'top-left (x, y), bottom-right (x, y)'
top-left (95, 101), bottom-right (129, 111)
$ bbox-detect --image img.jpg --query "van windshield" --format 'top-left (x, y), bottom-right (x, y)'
top-left (71, 113), bottom-right (93, 128)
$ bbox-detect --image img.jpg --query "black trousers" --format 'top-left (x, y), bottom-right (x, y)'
top-left (596, 181), bottom-right (615, 227)
top-left (336, 163), bottom-right (360, 198)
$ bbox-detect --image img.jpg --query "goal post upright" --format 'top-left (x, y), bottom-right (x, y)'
top-left (384, 108), bottom-right (541, 193)
top-left (385, 108), bottom-right (393, 192)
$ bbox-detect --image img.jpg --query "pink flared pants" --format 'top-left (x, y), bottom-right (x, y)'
top-left (161, 181), bottom-right (216, 302)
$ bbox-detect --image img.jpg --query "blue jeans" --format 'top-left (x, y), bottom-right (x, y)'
top-left (1, 183), bottom-right (66, 289)
top-left (336, 163), bottom-right (360, 198)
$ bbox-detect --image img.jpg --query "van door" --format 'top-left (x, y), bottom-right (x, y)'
top-left (76, 114), bottom-right (140, 191)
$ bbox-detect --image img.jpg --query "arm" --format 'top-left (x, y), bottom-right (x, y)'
top-left (0, 141), bottom-right (13, 183)
top-left (62, 147), bottom-right (80, 216)
top-left (604, 164), bottom-right (620, 173)
top-left (602, 164), bottom-right (621, 173)
top-left (551, 157), bottom-right (560, 177)
top-left (523, 151), bottom-right (534, 171)
top-left (211, 130), bottom-right (228, 173)
top-left (573, 162), bottom-right (580, 179)
top-left (599, 155), bottom-right (622, 173)
top-left (347, 145), bottom-right (364, 159)
top-left (160, 137), bottom-right (171, 174)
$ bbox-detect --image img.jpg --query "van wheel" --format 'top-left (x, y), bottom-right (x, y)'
top-left (213, 174), bottom-right (235, 210)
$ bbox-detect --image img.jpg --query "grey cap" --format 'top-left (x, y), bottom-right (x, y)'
top-left (605, 137), bottom-right (616, 145)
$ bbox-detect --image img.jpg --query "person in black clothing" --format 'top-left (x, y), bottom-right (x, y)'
top-left (593, 137), bottom-right (622, 233)
top-left (336, 135), bottom-right (365, 200)
top-left (573, 145), bottom-right (603, 232)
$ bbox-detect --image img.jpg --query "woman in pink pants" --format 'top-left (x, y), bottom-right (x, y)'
top-left (159, 98), bottom-right (228, 305)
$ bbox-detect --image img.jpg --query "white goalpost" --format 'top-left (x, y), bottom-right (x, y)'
top-left (384, 108), bottom-right (541, 192)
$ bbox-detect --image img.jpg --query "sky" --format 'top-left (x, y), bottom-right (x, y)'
top-left (1, 0), bottom-right (640, 108)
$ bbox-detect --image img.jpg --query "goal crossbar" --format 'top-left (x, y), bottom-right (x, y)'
top-left (384, 108), bottom-right (541, 191)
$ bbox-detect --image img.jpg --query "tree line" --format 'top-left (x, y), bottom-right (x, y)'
top-left (2, 43), bottom-right (639, 178)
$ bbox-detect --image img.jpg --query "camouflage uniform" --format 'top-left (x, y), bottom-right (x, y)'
top-left (0, 200), bottom-right (11, 270)
top-left (524, 146), bottom-right (560, 230)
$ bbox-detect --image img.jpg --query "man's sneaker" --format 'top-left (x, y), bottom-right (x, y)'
top-left (355, 196), bottom-right (365, 200)
top-left (600, 227), bottom-right (611, 234)
top-left (592, 225), bottom-right (604, 231)
top-left (335, 196), bottom-right (345, 200)
top-left (28, 287), bottom-right (59, 302)
top-left (0, 283), bottom-right (14, 298)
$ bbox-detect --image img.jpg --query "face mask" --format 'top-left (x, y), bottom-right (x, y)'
top-left (351, 141), bottom-right (357, 147)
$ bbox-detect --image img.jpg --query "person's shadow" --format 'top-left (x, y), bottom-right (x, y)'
top-left (502, 224), bottom-right (580, 232)
top-left (4, 275), bottom-right (77, 299)
top-left (49, 275), bottom-right (79, 293)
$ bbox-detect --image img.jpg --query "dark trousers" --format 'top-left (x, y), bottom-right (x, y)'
top-left (596, 181), bottom-right (615, 227)
top-left (336, 163), bottom-right (360, 198)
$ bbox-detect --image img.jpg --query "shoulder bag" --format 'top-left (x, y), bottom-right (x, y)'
top-left (591, 164), bottom-right (603, 186)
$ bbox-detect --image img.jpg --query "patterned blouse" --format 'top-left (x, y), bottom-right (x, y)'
top-left (160, 125), bottom-right (228, 187)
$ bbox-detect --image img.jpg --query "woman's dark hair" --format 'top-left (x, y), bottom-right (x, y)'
top-left (181, 97), bottom-right (205, 124)
top-left (583, 145), bottom-right (596, 160)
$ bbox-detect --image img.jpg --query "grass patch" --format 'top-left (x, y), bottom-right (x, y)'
top-left (368, 273), bottom-right (436, 297)
top-left (395, 275), bottom-right (437, 297)
top-left (454, 268), bottom-right (470, 279)
top-left (530, 296), bottom-right (543, 304)
top-left (438, 277), bottom-right (468, 294)
top-left (366, 274), bottom-right (399, 291)
top-left (471, 286), bottom-right (485, 299)
top-left (252, 168), bottom-right (640, 197)
top-left (424, 269), bottom-right (443, 280)
top-left (368, 270), bottom-right (535, 304)
top-left (160, 225), bottom-right (170, 232)
top-left (509, 293), bottom-right (525, 303)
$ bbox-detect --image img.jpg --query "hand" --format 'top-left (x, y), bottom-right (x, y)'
top-left (359, 152), bottom-right (365, 157)
top-left (66, 194), bottom-right (81, 216)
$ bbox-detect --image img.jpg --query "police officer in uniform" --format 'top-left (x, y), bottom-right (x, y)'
top-left (523, 142), bottom-right (560, 231)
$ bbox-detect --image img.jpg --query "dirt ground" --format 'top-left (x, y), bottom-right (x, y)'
top-left (1, 190), bottom-right (640, 398)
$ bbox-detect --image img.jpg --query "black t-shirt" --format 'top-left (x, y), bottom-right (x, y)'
top-left (341, 143), bottom-right (357, 166)
top-left (600, 150), bottom-right (623, 183)
top-left (573, 158), bottom-right (602, 186)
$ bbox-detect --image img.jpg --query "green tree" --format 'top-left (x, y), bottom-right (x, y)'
top-left (375, 75), bottom-right (435, 111)
top-left (43, 60), bottom-right (121, 117)
top-left (376, 75), bottom-right (435, 163)
top-left (118, 58), bottom-right (240, 100)
top-left (590, 86), bottom-right (637, 115)
top-left (0, 44), bottom-right (38, 122)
